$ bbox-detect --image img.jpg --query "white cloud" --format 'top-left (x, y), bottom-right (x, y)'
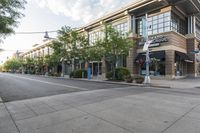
top-left (32, 0), bottom-right (133, 24)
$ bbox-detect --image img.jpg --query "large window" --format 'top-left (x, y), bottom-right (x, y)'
top-left (196, 24), bottom-right (200, 39)
top-left (137, 11), bottom-right (187, 36)
top-left (89, 31), bottom-right (104, 45)
top-left (137, 12), bottom-right (171, 36)
top-left (113, 22), bottom-right (128, 36)
top-left (171, 12), bottom-right (187, 35)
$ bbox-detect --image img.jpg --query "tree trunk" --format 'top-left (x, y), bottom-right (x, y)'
top-left (61, 60), bottom-right (65, 77)
top-left (112, 54), bottom-right (116, 80)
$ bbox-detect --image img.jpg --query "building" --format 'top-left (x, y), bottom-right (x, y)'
top-left (20, 39), bottom-right (54, 59)
top-left (77, 0), bottom-right (200, 79)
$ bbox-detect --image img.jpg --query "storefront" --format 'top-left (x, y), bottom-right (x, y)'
top-left (135, 50), bottom-right (193, 78)
top-left (175, 51), bottom-right (192, 76)
top-left (135, 51), bottom-right (165, 76)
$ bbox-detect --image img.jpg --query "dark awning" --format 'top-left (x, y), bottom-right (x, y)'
top-left (175, 51), bottom-right (193, 63)
top-left (135, 51), bottom-right (165, 61)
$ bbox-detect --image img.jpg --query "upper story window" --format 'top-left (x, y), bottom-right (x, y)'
top-left (148, 12), bottom-right (171, 35)
top-left (196, 20), bottom-right (200, 39)
top-left (137, 12), bottom-right (171, 36)
top-left (89, 31), bottom-right (104, 45)
top-left (113, 22), bottom-right (128, 36)
top-left (136, 11), bottom-right (187, 36)
top-left (196, 25), bottom-right (200, 39)
top-left (44, 47), bottom-right (49, 56)
top-left (171, 12), bottom-right (186, 35)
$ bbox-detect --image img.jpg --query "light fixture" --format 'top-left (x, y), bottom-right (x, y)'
top-left (124, 10), bottom-right (128, 15)
top-left (100, 21), bottom-right (104, 25)
top-left (44, 31), bottom-right (50, 39)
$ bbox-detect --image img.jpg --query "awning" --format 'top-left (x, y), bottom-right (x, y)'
top-left (135, 51), bottom-right (165, 61)
top-left (175, 51), bottom-right (193, 63)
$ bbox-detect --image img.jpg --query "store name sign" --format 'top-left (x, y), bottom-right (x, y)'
top-left (139, 35), bottom-right (168, 47)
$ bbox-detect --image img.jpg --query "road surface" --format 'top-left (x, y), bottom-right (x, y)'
top-left (0, 73), bottom-right (129, 102)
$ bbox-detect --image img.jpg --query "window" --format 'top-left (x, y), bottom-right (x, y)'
top-left (89, 31), bottom-right (104, 45)
top-left (171, 12), bottom-right (186, 35)
top-left (137, 11), bottom-right (171, 36)
top-left (113, 22), bottom-right (128, 36)
top-left (136, 11), bottom-right (187, 36)
top-left (196, 22), bottom-right (200, 39)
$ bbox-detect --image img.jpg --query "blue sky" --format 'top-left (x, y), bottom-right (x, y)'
top-left (0, 0), bottom-right (135, 64)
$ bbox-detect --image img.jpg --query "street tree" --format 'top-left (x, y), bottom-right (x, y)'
top-left (23, 57), bottom-right (34, 74)
top-left (3, 58), bottom-right (22, 72)
top-left (0, 0), bottom-right (27, 41)
top-left (96, 24), bottom-right (134, 79)
top-left (51, 26), bottom-right (74, 76)
top-left (33, 56), bottom-right (44, 74)
top-left (51, 26), bottom-right (87, 76)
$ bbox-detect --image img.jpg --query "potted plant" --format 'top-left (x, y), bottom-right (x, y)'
top-left (134, 75), bottom-right (144, 84)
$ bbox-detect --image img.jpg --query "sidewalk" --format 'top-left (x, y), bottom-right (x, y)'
top-left (0, 102), bottom-right (19, 133)
top-left (2, 86), bottom-right (200, 133)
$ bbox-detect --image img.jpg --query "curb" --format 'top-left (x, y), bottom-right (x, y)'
top-left (23, 74), bottom-right (172, 89)
top-left (50, 76), bottom-right (171, 89)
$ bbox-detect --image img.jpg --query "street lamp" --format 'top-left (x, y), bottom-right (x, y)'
top-left (44, 31), bottom-right (50, 39)
top-left (143, 13), bottom-right (151, 85)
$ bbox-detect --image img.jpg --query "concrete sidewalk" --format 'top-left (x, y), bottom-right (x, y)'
top-left (0, 102), bottom-right (19, 133)
top-left (2, 86), bottom-right (200, 133)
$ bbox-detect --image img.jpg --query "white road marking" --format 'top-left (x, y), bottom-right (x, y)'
top-left (2, 73), bottom-right (89, 91)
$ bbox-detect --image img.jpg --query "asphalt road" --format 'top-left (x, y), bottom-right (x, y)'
top-left (0, 73), bottom-right (129, 102)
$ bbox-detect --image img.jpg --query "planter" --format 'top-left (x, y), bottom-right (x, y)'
top-left (134, 75), bottom-right (144, 84)
top-left (135, 79), bottom-right (144, 84)
top-left (125, 75), bottom-right (133, 83)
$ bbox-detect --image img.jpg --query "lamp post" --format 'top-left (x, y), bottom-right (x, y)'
top-left (143, 13), bottom-right (151, 84)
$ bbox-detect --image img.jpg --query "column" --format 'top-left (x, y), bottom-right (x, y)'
top-left (165, 50), bottom-right (175, 79)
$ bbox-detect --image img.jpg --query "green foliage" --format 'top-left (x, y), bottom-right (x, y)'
top-left (0, 0), bottom-right (26, 41)
top-left (96, 24), bottom-right (134, 79)
top-left (106, 67), bottom-right (130, 81)
top-left (115, 67), bottom-right (130, 80)
top-left (125, 75), bottom-right (133, 83)
top-left (3, 58), bottom-right (22, 72)
top-left (133, 75), bottom-right (144, 84)
top-left (70, 69), bottom-right (87, 78)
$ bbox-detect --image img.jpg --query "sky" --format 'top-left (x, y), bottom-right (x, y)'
top-left (0, 0), bottom-right (135, 64)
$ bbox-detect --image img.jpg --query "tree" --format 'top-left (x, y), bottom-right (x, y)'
top-left (51, 26), bottom-right (85, 76)
top-left (96, 24), bottom-right (134, 79)
top-left (33, 56), bottom-right (44, 74)
top-left (3, 58), bottom-right (22, 72)
top-left (0, 0), bottom-right (27, 41)
top-left (22, 57), bottom-right (34, 74)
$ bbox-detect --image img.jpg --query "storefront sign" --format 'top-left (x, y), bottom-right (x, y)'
top-left (148, 43), bottom-right (160, 48)
top-left (139, 35), bottom-right (168, 47)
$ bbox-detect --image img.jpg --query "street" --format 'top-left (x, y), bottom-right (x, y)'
top-left (0, 75), bottom-right (200, 133)
top-left (0, 73), bottom-right (129, 102)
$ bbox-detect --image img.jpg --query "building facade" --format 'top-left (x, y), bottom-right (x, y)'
top-left (20, 39), bottom-right (54, 59)
top-left (78, 0), bottom-right (200, 79)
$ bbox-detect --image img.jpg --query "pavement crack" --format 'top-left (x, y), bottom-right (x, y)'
top-left (72, 105), bottom-right (136, 133)
top-left (161, 103), bottom-right (200, 133)
top-left (3, 102), bottom-right (21, 133)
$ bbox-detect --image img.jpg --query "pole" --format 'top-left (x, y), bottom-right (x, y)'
top-left (144, 13), bottom-right (151, 84)
top-left (61, 60), bottom-right (65, 77)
